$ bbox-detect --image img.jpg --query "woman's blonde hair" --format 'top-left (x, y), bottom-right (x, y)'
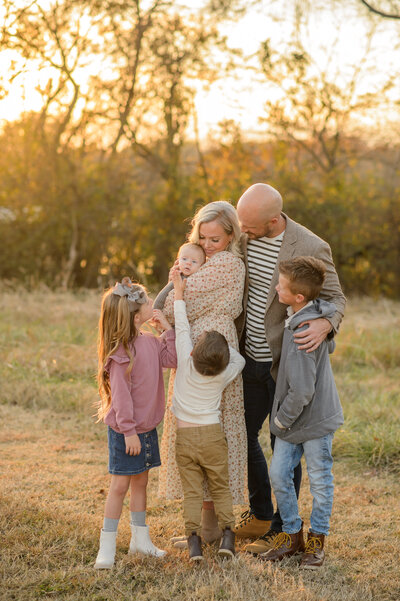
top-left (188, 200), bottom-right (243, 258)
top-left (97, 283), bottom-right (147, 421)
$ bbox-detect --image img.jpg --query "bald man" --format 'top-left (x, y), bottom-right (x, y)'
top-left (234, 183), bottom-right (346, 554)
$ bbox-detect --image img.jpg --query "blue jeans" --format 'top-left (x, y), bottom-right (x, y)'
top-left (270, 433), bottom-right (334, 535)
top-left (243, 354), bottom-right (302, 528)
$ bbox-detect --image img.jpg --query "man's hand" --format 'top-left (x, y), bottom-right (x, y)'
top-left (171, 271), bottom-right (186, 300)
top-left (293, 318), bottom-right (332, 353)
top-left (152, 309), bottom-right (172, 331)
top-left (125, 434), bottom-right (141, 456)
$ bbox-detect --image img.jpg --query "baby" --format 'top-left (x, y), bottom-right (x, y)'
top-left (153, 243), bottom-right (206, 310)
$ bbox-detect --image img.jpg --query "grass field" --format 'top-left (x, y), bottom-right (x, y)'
top-left (1, 290), bottom-right (399, 601)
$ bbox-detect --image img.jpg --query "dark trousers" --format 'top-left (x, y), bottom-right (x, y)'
top-left (243, 354), bottom-right (302, 531)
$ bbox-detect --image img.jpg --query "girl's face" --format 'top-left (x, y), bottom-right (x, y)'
top-left (134, 296), bottom-right (153, 326)
top-left (198, 220), bottom-right (232, 258)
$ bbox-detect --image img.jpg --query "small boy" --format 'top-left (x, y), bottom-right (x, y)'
top-left (261, 256), bottom-right (343, 569)
top-left (153, 242), bottom-right (206, 310)
top-left (170, 270), bottom-right (245, 562)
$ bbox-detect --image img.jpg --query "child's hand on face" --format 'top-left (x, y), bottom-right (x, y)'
top-left (125, 434), bottom-right (141, 456)
top-left (168, 260), bottom-right (180, 281)
top-left (172, 271), bottom-right (186, 300)
top-left (152, 309), bottom-right (172, 332)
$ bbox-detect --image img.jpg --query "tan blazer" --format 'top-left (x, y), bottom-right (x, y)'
top-left (236, 213), bottom-right (346, 380)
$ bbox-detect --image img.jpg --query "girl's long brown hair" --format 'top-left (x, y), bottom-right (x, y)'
top-left (96, 284), bottom-right (146, 421)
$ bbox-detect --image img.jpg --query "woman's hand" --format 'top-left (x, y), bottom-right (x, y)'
top-left (125, 434), bottom-right (141, 456)
top-left (152, 309), bottom-right (172, 331)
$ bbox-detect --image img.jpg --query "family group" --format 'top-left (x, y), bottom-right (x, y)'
top-left (93, 182), bottom-right (346, 570)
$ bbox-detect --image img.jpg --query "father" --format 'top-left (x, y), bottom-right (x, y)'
top-left (234, 183), bottom-right (346, 555)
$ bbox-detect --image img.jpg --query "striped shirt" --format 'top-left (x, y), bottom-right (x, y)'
top-left (245, 232), bottom-right (284, 361)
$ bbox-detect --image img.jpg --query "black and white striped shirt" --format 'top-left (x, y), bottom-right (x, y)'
top-left (245, 232), bottom-right (284, 361)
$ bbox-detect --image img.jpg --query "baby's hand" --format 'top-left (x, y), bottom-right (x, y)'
top-left (125, 434), bottom-right (141, 456)
top-left (172, 272), bottom-right (186, 300)
top-left (152, 309), bottom-right (172, 331)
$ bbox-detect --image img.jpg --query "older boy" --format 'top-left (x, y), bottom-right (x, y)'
top-left (171, 271), bottom-right (245, 562)
top-left (260, 256), bottom-right (343, 568)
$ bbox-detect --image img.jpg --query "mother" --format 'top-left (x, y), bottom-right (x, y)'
top-left (158, 200), bottom-right (247, 541)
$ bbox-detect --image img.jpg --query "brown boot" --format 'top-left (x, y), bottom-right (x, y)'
top-left (244, 528), bottom-right (279, 555)
top-left (259, 524), bottom-right (305, 562)
top-left (234, 511), bottom-right (271, 539)
top-left (218, 527), bottom-right (235, 559)
top-left (201, 507), bottom-right (222, 544)
top-left (187, 532), bottom-right (204, 562)
top-left (300, 532), bottom-right (325, 569)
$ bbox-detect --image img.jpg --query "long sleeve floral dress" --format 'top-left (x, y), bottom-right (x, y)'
top-left (158, 250), bottom-right (248, 505)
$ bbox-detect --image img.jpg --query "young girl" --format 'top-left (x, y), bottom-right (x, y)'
top-left (94, 279), bottom-right (177, 569)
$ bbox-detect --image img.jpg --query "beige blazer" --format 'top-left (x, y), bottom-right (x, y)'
top-left (236, 213), bottom-right (346, 380)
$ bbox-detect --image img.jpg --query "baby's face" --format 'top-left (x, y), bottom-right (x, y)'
top-left (178, 248), bottom-right (205, 276)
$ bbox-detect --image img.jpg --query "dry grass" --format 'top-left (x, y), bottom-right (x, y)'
top-left (1, 291), bottom-right (400, 601)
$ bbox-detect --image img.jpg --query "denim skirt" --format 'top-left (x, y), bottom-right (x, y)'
top-left (107, 427), bottom-right (161, 475)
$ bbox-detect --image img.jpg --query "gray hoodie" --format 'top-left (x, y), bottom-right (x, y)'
top-left (270, 298), bottom-right (344, 444)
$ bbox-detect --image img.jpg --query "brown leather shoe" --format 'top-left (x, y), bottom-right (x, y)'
top-left (244, 528), bottom-right (279, 555)
top-left (187, 532), bottom-right (204, 562)
top-left (218, 527), bottom-right (235, 559)
top-left (300, 532), bottom-right (325, 569)
top-left (259, 524), bottom-right (305, 562)
top-left (234, 511), bottom-right (271, 539)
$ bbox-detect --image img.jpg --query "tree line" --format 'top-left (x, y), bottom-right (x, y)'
top-left (1, 0), bottom-right (399, 296)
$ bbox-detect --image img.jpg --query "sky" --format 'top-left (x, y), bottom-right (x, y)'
top-left (1, 0), bottom-right (399, 139)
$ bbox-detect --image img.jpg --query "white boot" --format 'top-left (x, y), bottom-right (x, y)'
top-left (94, 529), bottom-right (117, 569)
top-left (129, 524), bottom-right (166, 558)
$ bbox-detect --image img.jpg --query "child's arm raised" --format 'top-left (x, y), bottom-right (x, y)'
top-left (151, 309), bottom-right (177, 368)
top-left (171, 269), bottom-right (186, 300)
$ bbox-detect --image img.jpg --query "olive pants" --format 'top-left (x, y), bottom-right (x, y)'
top-left (175, 423), bottom-right (235, 537)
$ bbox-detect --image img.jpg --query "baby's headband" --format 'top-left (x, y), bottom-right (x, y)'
top-left (112, 279), bottom-right (147, 304)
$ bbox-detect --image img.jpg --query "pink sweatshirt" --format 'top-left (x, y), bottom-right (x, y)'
top-left (104, 329), bottom-right (177, 438)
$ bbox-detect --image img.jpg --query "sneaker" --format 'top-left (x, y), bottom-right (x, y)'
top-left (234, 510), bottom-right (271, 539)
top-left (244, 528), bottom-right (279, 555)
top-left (218, 527), bottom-right (235, 559)
top-left (187, 532), bottom-right (204, 562)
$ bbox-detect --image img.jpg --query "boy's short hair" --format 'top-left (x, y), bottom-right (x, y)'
top-left (192, 330), bottom-right (230, 376)
top-left (278, 256), bottom-right (326, 301)
top-left (178, 242), bottom-right (206, 263)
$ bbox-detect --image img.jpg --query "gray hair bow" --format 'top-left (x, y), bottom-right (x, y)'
top-left (112, 280), bottom-right (147, 304)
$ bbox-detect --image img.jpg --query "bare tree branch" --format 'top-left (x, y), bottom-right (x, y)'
top-left (359, 0), bottom-right (400, 19)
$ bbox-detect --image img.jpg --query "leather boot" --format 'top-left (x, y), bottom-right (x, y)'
top-left (187, 532), bottom-right (204, 562)
top-left (259, 523), bottom-right (305, 562)
top-left (218, 527), bottom-right (235, 559)
top-left (244, 528), bottom-right (279, 555)
top-left (234, 510), bottom-right (271, 539)
top-left (201, 507), bottom-right (222, 544)
top-left (300, 532), bottom-right (325, 569)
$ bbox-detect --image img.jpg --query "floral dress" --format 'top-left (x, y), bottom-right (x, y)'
top-left (158, 251), bottom-right (248, 505)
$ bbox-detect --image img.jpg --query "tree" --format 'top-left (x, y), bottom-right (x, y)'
top-left (358, 0), bottom-right (400, 19)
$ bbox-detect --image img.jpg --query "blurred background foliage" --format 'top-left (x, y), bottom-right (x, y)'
top-left (0, 0), bottom-right (399, 295)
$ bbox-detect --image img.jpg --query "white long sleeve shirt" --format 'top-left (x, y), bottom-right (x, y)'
top-left (172, 300), bottom-right (245, 425)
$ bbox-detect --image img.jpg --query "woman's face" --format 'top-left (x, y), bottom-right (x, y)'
top-left (198, 220), bottom-right (232, 258)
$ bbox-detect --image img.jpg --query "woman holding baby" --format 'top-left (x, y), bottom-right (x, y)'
top-left (157, 201), bottom-right (247, 544)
